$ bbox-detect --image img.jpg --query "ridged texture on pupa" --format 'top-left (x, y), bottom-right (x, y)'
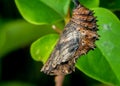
top-left (41, 4), bottom-right (99, 75)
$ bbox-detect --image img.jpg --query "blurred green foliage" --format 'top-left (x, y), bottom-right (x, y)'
top-left (0, 0), bottom-right (120, 86)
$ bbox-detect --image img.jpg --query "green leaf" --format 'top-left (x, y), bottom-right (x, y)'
top-left (30, 34), bottom-right (59, 62)
top-left (0, 20), bottom-right (59, 57)
top-left (39, 0), bottom-right (70, 17)
top-left (15, 0), bottom-right (70, 25)
top-left (95, 8), bottom-right (120, 84)
top-left (0, 29), bottom-right (6, 53)
top-left (76, 8), bottom-right (120, 85)
top-left (0, 19), bottom-right (6, 56)
top-left (79, 0), bottom-right (99, 8)
top-left (76, 49), bottom-right (119, 85)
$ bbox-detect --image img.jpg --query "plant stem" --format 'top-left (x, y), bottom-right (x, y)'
top-left (55, 75), bottom-right (65, 86)
top-left (52, 25), bottom-right (62, 34)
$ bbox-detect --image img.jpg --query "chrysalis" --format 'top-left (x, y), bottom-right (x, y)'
top-left (41, 0), bottom-right (99, 75)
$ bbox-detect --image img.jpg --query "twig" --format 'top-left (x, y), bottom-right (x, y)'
top-left (52, 25), bottom-right (62, 34)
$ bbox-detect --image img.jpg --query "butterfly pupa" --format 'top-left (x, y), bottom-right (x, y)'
top-left (41, 0), bottom-right (99, 75)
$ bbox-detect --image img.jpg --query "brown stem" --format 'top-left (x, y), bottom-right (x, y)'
top-left (55, 75), bottom-right (65, 86)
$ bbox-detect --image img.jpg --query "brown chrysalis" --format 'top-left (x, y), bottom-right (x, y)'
top-left (41, 0), bottom-right (99, 75)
